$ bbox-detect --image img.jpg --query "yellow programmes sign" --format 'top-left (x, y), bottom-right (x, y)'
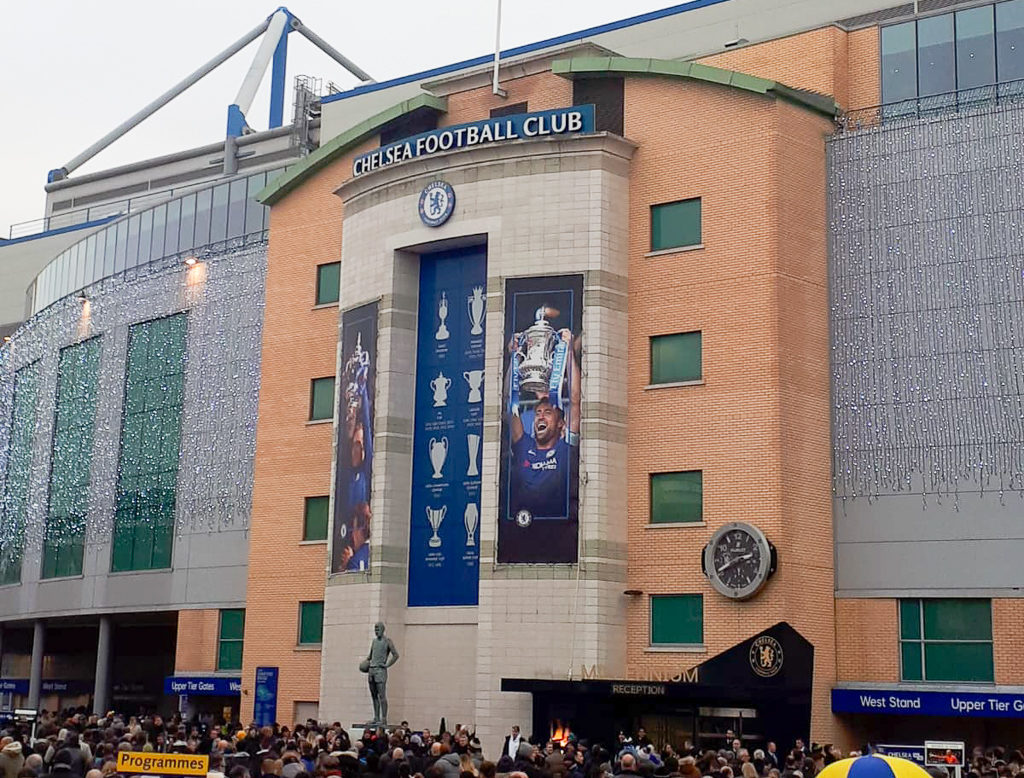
top-left (116, 752), bottom-right (209, 776)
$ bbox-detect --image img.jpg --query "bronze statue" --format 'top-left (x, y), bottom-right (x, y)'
top-left (359, 621), bottom-right (399, 724)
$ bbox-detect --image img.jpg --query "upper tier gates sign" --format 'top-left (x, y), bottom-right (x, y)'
top-left (352, 105), bottom-right (596, 177)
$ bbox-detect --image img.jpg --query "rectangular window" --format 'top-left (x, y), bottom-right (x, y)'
top-left (112, 314), bottom-right (187, 572)
top-left (899, 599), bottom-right (993, 682)
top-left (310, 377), bottom-right (335, 421)
top-left (490, 102), bottom-right (528, 118)
top-left (303, 496), bottom-right (329, 541)
top-left (650, 331), bottom-right (702, 385)
top-left (0, 364), bottom-right (40, 586)
top-left (956, 6), bottom-right (996, 90)
top-left (651, 198), bottom-right (701, 251)
top-left (42, 339), bottom-right (102, 579)
top-left (315, 263), bottom-right (340, 306)
top-left (650, 594), bottom-right (703, 646)
top-left (918, 13), bottom-right (956, 97)
top-left (882, 21), bottom-right (919, 104)
top-left (997, 0), bottom-right (1024, 82)
top-left (298, 601), bottom-right (324, 645)
top-left (218, 609), bottom-right (245, 670)
top-left (650, 471), bottom-right (703, 524)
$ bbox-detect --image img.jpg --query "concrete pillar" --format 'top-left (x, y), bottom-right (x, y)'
top-left (93, 616), bottom-right (112, 715)
top-left (27, 620), bottom-right (44, 711)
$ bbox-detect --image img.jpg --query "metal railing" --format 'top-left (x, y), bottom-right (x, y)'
top-left (837, 79), bottom-right (1024, 134)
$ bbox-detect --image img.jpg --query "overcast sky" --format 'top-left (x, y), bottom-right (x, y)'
top-left (0, 0), bottom-right (674, 236)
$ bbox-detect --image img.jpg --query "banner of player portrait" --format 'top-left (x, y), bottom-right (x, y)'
top-left (498, 274), bottom-right (583, 563)
top-left (331, 301), bottom-right (377, 574)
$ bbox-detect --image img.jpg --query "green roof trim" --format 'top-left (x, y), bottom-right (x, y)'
top-left (551, 56), bottom-right (839, 118)
top-left (257, 93), bottom-right (448, 206)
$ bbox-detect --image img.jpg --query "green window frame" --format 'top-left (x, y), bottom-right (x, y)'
top-left (650, 331), bottom-right (702, 385)
top-left (303, 496), bottom-right (329, 541)
top-left (316, 262), bottom-right (341, 306)
top-left (218, 608), bottom-right (245, 670)
top-left (899, 599), bottom-right (993, 683)
top-left (42, 339), bottom-right (102, 580)
top-left (650, 594), bottom-right (703, 646)
top-left (298, 601), bottom-right (324, 645)
top-left (651, 198), bottom-right (701, 251)
top-left (650, 471), bottom-right (703, 524)
top-left (310, 377), bottom-right (335, 421)
top-left (0, 363), bottom-right (40, 586)
top-left (112, 314), bottom-right (188, 572)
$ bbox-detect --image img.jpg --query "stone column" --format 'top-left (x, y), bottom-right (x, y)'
top-left (93, 616), bottom-right (112, 715)
top-left (27, 620), bottom-right (45, 710)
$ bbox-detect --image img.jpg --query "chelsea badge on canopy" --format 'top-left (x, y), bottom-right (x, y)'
top-left (419, 180), bottom-right (455, 227)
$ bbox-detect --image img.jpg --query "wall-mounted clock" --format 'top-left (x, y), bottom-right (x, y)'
top-left (701, 521), bottom-right (777, 600)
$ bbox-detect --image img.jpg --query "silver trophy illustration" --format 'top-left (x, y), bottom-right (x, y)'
top-left (467, 286), bottom-right (486, 336)
top-left (430, 371), bottom-right (451, 407)
top-left (435, 292), bottom-right (450, 341)
top-left (428, 436), bottom-right (449, 479)
top-left (517, 307), bottom-right (558, 396)
top-left (426, 505), bottom-right (446, 548)
top-left (463, 369), bottom-right (484, 404)
top-left (464, 502), bottom-right (479, 547)
top-left (466, 433), bottom-right (480, 477)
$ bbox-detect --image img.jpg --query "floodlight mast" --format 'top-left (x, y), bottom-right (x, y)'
top-left (49, 8), bottom-right (375, 183)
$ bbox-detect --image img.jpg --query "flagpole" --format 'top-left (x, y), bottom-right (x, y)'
top-left (492, 0), bottom-right (507, 96)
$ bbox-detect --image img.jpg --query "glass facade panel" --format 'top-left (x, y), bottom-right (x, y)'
top-left (42, 338), bottom-right (102, 579)
top-left (882, 21), bottom-right (919, 103)
top-left (957, 6), bottom-right (996, 89)
top-left (125, 214), bottom-right (141, 270)
top-left (651, 198), bottom-right (701, 251)
top-left (316, 263), bottom-right (341, 306)
top-left (227, 178), bottom-right (247, 238)
top-left (997, 0), bottom-right (1024, 82)
top-left (900, 598), bottom-right (921, 639)
top-left (164, 199), bottom-right (181, 257)
top-left (901, 641), bottom-right (923, 681)
top-left (924, 642), bottom-right (994, 682)
top-left (150, 205), bottom-right (166, 263)
top-left (650, 595), bottom-right (703, 645)
top-left (138, 209), bottom-right (154, 265)
top-left (114, 220), bottom-right (128, 274)
top-left (178, 194), bottom-right (197, 253)
top-left (923, 598), bottom-right (992, 640)
top-left (210, 184), bottom-right (230, 243)
top-left (245, 172), bottom-right (267, 234)
top-left (194, 188), bottom-right (212, 248)
top-left (650, 471), bottom-right (703, 524)
top-left (650, 332), bottom-right (702, 384)
top-left (298, 601), bottom-right (324, 644)
top-left (102, 224), bottom-right (117, 278)
top-left (0, 364), bottom-right (40, 585)
top-left (112, 314), bottom-right (187, 572)
top-left (303, 496), bottom-right (329, 541)
top-left (310, 377), bottom-right (335, 421)
top-left (918, 14), bottom-right (956, 96)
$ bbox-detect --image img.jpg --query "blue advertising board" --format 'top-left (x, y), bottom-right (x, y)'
top-left (832, 687), bottom-right (1024, 718)
top-left (353, 105), bottom-right (595, 177)
top-left (253, 667), bottom-right (279, 726)
top-left (407, 247), bottom-right (486, 607)
top-left (163, 676), bottom-right (242, 696)
top-left (0, 679), bottom-right (92, 694)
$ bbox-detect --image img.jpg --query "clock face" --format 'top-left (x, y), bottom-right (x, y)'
top-left (703, 522), bottom-right (774, 600)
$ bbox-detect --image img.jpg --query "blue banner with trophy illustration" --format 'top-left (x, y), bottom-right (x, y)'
top-left (498, 275), bottom-right (583, 564)
top-left (407, 247), bottom-right (486, 606)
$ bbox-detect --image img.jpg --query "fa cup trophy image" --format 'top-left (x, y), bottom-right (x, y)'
top-left (430, 371), bottom-right (451, 407)
top-left (516, 306), bottom-right (559, 396)
top-left (426, 505), bottom-right (446, 548)
top-left (467, 286), bottom-right (486, 336)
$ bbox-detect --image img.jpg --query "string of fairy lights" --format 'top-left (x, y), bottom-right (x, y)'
top-left (0, 241), bottom-right (267, 577)
top-left (829, 99), bottom-right (1024, 506)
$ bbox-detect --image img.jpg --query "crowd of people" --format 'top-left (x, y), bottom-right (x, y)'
top-left (0, 710), bottom-right (1020, 778)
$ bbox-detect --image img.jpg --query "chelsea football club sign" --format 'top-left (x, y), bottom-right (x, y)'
top-left (419, 181), bottom-right (455, 227)
top-left (353, 105), bottom-right (596, 177)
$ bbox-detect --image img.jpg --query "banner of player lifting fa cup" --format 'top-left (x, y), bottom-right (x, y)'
top-left (498, 274), bottom-right (583, 564)
top-left (332, 301), bottom-right (378, 574)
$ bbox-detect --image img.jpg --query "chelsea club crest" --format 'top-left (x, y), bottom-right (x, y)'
top-left (418, 180), bottom-right (455, 227)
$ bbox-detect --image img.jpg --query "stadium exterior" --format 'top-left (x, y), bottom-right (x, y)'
top-left (2, 0), bottom-right (1024, 754)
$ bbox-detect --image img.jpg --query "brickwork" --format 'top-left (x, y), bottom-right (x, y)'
top-left (835, 599), bottom-right (900, 683)
top-left (241, 138), bottom-right (377, 725)
top-left (992, 599), bottom-right (1024, 685)
top-left (698, 25), bottom-right (881, 110)
top-left (440, 70), bottom-right (574, 127)
top-left (622, 75), bottom-right (837, 741)
top-left (175, 609), bottom-right (220, 673)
